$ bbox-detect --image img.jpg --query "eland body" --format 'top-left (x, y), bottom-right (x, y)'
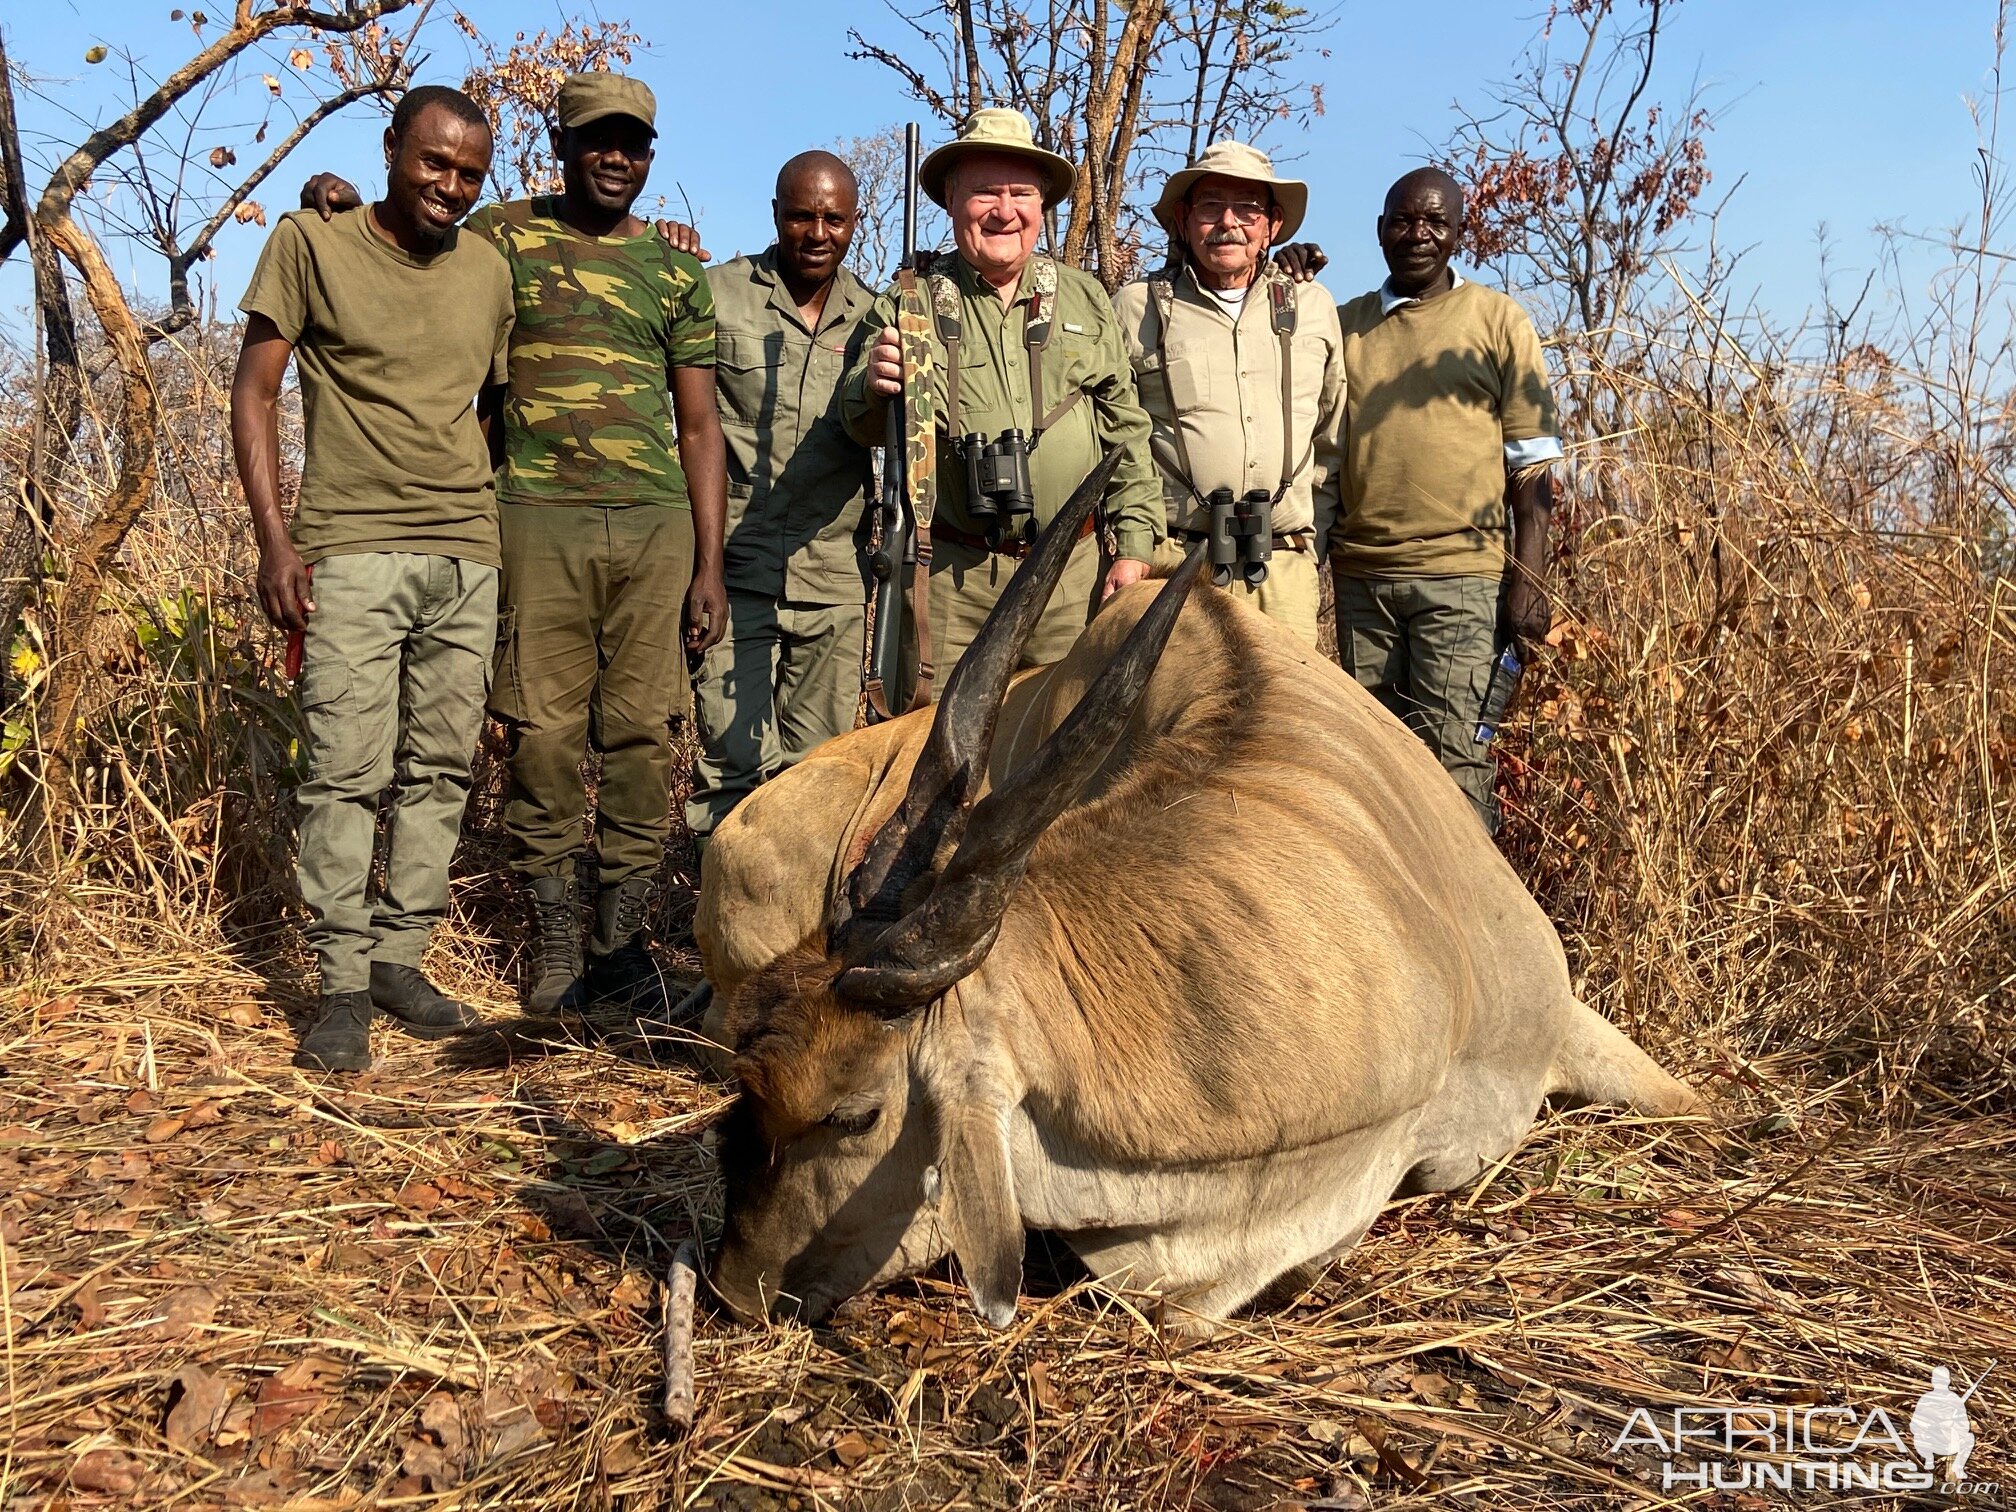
top-left (694, 453), bottom-right (1694, 1335)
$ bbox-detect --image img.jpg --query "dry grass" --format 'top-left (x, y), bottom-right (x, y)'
top-left (4, 260), bottom-right (2016, 1506)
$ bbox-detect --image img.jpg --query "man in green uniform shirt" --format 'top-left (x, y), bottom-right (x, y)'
top-left (841, 109), bottom-right (1161, 683)
top-left (687, 151), bottom-right (876, 851)
top-left (306, 72), bottom-right (727, 1014)
top-left (234, 87), bottom-right (512, 1072)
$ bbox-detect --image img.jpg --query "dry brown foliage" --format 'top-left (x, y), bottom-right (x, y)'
top-left (2, 278), bottom-right (2011, 1505)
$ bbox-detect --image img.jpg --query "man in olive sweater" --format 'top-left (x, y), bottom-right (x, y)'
top-left (1333, 167), bottom-right (1562, 832)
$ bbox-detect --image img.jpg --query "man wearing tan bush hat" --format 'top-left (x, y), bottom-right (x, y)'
top-left (1113, 141), bottom-right (1345, 647)
top-left (841, 108), bottom-right (1161, 686)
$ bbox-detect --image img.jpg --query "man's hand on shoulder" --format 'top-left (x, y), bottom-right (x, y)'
top-left (1272, 242), bottom-right (1328, 282)
top-left (300, 173), bottom-right (363, 219)
top-left (653, 219), bottom-right (711, 263)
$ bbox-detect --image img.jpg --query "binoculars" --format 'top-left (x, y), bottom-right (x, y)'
top-left (1206, 487), bottom-right (1274, 588)
top-left (958, 429), bottom-right (1037, 544)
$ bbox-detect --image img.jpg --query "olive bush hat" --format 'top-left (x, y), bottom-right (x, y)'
top-left (1152, 140), bottom-right (1306, 242)
top-left (919, 108), bottom-right (1077, 210)
top-left (555, 72), bottom-right (657, 137)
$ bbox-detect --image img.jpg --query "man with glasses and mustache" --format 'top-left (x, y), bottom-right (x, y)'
top-left (304, 72), bottom-right (729, 1017)
top-left (236, 87), bottom-right (514, 1070)
top-left (841, 109), bottom-right (1163, 688)
top-left (1113, 142), bottom-right (1346, 647)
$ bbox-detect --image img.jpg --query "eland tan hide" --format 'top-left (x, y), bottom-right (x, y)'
top-left (693, 456), bottom-right (1695, 1336)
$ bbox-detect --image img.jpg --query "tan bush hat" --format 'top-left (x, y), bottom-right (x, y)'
top-left (919, 108), bottom-right (1077, 210)
top-left (1152, 140), bottom-right (1306, 242)
top-left (555, 72), bottom-right (657, 137)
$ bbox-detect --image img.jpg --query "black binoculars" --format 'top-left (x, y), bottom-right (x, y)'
top-left (958, 429), bottom-right (1037, 544)
top-left (1206, 487), bottom-right (1274, 588)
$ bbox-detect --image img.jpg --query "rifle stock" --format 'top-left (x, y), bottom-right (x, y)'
top-left (864, 123), bottom-right (924, 723)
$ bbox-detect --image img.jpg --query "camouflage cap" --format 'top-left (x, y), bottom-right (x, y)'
top-left (555, 72), bottom-right (657, 136)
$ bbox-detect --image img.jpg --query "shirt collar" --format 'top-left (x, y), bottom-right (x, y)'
top-left (954, 253), bottom-right (1038, 306)
top-left (755, 244), bottom-right (867, 329)
top-left (1378, 267), bottom-right (1466, 316)
top-left (1178, 261), bottom-right (1268, 321)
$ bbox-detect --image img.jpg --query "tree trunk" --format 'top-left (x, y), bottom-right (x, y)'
top-left (36, 212), bottom-right (164, 827)
top-left (0, 34), bottom-right (80, 659)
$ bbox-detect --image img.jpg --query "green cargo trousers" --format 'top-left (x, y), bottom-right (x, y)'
top-left (294, 551), bottom-right (497, 993)
top-left (490, 503), bottom-right (695, 884)
top-left (686, 592), bottom-right (865, 844)
top-left (1333, 571), bottom-right (1507, 832)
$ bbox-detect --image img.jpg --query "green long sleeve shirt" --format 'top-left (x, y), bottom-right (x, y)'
top-left (840, 254), bottom-right (1162, 562)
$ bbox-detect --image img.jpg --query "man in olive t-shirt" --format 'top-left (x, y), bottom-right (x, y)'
top-left (302, 74), bottom-right (728, 1016)
top-left (231, 87), bottom-right (513, 1073)
top-left (1333, 168), bottom-right (1562, 832)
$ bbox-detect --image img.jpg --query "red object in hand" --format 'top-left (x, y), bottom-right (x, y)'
top-left (284, 562), bottom-right (311, 680)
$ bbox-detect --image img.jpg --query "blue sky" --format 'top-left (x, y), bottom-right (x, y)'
top-left (0, 1), bottom-right (2008, 326)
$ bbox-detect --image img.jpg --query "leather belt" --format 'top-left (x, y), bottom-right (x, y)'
top-left (931, 513), bottom-right (1096, 561)
top-left (1179, 528), bottom-right (1314, 554)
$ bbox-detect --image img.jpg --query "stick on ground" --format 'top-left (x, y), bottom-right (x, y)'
top-left (663, 1239), bottom-right (699, 1434)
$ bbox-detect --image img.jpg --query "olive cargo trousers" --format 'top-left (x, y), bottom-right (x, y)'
top-left (686, 592), bottom-right (865, 845)
top-left (490, 503), bottom-right (695, 885)
top-left (294, 551), bottom-right (497, 993)
top-left (1332, 570), bottom-right (1507, 832)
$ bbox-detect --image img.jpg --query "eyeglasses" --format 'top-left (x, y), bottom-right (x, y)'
top-left (1191, 196), bottom-right (1272, 224)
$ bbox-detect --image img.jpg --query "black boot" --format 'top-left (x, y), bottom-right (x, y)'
top-left (368, 962), bottom-right (481, 1038)
top-left (527, 875), bottom-right (586, 1013)
top-left (294, 991), bottom-right (375, 1072)
top-left (584, 877), bottom-right (666, 1012)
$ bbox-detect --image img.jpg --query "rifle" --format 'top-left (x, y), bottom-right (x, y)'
top-left (863, 123), bottom-right (936, 722)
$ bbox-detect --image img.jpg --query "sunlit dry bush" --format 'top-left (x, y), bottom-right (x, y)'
top-left (1501, 296), bottom-right (2016, 1123)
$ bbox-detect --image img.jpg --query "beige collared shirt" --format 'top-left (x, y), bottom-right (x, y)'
top-left (1112, 264), bottom-right (1346, 542)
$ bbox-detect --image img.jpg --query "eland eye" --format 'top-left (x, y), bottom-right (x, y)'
top-left (820, 1106), bottom-right (881, 1137)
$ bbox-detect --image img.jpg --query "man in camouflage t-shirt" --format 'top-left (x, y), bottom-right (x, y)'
top-left (304, 72), bottom-right (728, 1014)
top-left (475, 75), bottom-right (725, 1013)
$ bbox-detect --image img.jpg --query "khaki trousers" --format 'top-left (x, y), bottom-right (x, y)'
top-left (913, 535), bottom-right (1105, 694)
top-left (1333, 570), bottom-right (1506, 832)
top-left (490, 503), bottom-right (695, 884)
top-left (1151, 537), bottom-right (1320, 647)
top-left (294, 551), bottom-right (496, 993)
top-left (687, 592), bottom-right (865, 843)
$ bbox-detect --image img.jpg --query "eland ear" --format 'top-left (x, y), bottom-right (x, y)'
top-left (933, 1107), bottom-right (1022, 1328)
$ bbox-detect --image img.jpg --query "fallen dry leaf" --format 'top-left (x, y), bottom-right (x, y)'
top-left (608, 1270), bottom-right (652, 1311)
top-left (72, 1448), bottom-right (145, 1494)
top-left (226, 1002), bottom-right (264, 1027)
top-left (830, 1429), bottom-right (875, 1468)
top-left (144, 1114), bottom-right (187, 1144)
top-left (150, 1284), bottom-right (218, 1340)
top-left (165, 1363), bottom-right (233, 1450)
top-left (397, 1180), bottom-right (442, 1214)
